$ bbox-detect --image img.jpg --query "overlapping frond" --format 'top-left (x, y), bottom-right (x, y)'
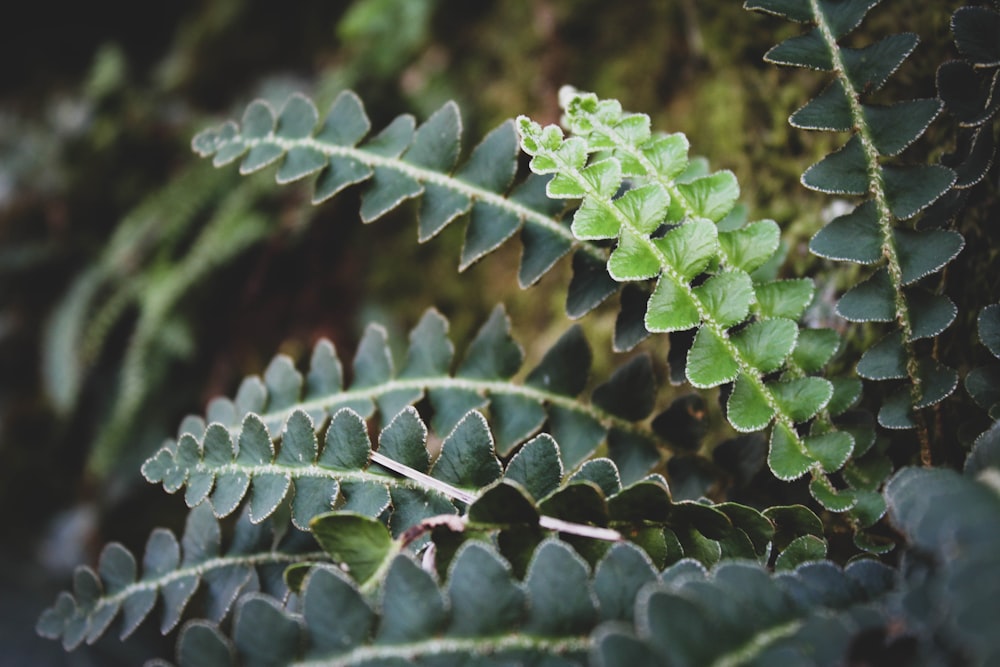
top-left (190, 91), bottom-right (624, 312)
top-left (517, 92), bottom-right (857, 505)
top-left (745, 0), bottom-right (962, 440)
top-left (35, 505), bottom-right (324, 650)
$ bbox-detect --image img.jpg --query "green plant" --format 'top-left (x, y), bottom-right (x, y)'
top-left (36, 1), bottom-right (1000, 665)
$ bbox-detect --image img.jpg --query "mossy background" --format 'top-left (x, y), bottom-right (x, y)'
top-left (0, 1), bottom-right (985, 664)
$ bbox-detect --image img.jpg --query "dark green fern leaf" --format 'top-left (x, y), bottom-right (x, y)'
top-left (35, 505), bottom-right (325, 650)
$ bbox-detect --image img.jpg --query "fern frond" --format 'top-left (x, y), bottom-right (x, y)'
top-left (169, 542), bottom-right (896, 667)
top-left (191, 91), bottom-right (623, 312)
top-left (35, 504), bottom-right (326, 650)
top-left (517, 102), bottom-right (855, 494)
top-left (143, 400), bottom-right (811, 570)
top-left (162, 307), bottom-right (668, 483)
top-left (745, 0), bottom-right (963, 446)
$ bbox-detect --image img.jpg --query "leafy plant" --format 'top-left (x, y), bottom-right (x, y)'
top-left (35, 1), bottom-right (1000, 665)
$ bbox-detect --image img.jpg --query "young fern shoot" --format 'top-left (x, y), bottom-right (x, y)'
top-left (518, 90), bottom-right (857, 509)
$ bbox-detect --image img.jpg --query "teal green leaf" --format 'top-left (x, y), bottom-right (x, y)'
top-left (310, 513), bottom-right (395, 586)
top-left (836, 269), bottom-right (895, 322)
top-left (857, 331), bottom-right (906, 380)
top-left (765, 29), bottom-right (834, 71)
top-left (302, 565), bottom-right (375, 655)
top-left (774, 534), bottom-right (828, 570)
top-left (732, 318), bottom-right (798, 373)
top-left (377, 407), bottom-right (429, 474)
top-left (693, 270), bottom-right (753, 328)
top-left (376, 556), bottom-right (446, 644)
top-left (878, 391), bottom-right (917, 430)
top-left (467, 480), bottom-right (539, 527)
top-left (456, 120), bottom-right (518, 192)
top-left (645, 276), bottom-right (700, 333)
top-left (882, 164), bottom-right (957, 220)
top-left (316, 91), bottom-right (370, 147)
top-left (769, 423), bottom-right (813, 480)
top-left (239, 143), bottom-right (281, 174)
top-left (718, 219), bottom-right (781, 273)
top-left (593, 543), bottom-right (657, 622)
top-left (503, 434), bottom-right (563, 501)
top-left (755, 279), bottom-right (815, 319)
top-left (446, 543), bottom-right (525, 637)
top-left (403, 102), bottom-right (461, 171)
top-left (842, 33), bottom-right (919, 92)
top-left (459, 202), bottom-right (521, 271)
top-left (275, 94), bottom-right (318, 140)
top-left (792, 328), bottom-right (840, 372)
top-left (431, 411), bottom-right (502, 490)
top-left (980, 304), bottom-right (1000, 359)
top-left (686, 328), bottom-right (739, 388)
top-left (913, 359), bottom-right (959, 409)
top-left (176, 622), bottom-right (233, 667)
top-left (966, 365), bottom-right (1000, 416)
top-left (360, 167), bottom-right (422, 223)
top-left (240, 101), bottom-right (274, 139)
top-left (790, 79), bottom-right (852, 131)
top-left (319, 409), bottom-right (371, 471)
top-left (727, 374), bottom-right (777, 432)
top-left (276, 146), bottom-right (326, 184)
top-left (770, 377), bottom-right (834, 422)
top-left (523, 541), bottom-right (597, 635)
top-left (802, 135), bottom-right (868, 194)
top-left (894, 228), bottom-right (964, 285)
top-left (233, 595), bottom-right (302, 665)
top-left (809, 475), bottom-right (858, 511)
top-left (908, 290), bottom-right (957, 340)
top-left (312, 156), bottom-right (372, 204)
top-left (864, 99), bottom-right (942, 156)
top-left (809, 200), bottom-right (882, 264)
top-left (488, 393), bottom-right (546, 456)
top-left (570, 459), bottom-right (622, 497)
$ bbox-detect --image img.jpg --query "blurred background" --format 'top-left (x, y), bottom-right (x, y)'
top-left (0, 1), bottom-right (965, 663)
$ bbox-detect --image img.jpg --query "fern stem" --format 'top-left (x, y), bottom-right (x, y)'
top-left (89, 550), bottom-right (328, 613)
top-left (809, 0), bottom-right (928, 450)
top-left (244, 134), bottom-right (607, 264)
top-left (225, 375), bottom-right (659, 449)
top-left (292, 635), bottom-right (592, 667)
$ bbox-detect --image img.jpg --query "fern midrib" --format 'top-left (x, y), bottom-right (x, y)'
top-left (243, 134), bottom-right (607, 264)
top-left (83, 550), bottom-right (328, 615)
top-left (548, 150), bottom-right (810, 457)
top-left (708, 617), bottom-right (804, 667)
top-left (220, 375), bottom-right (657, 446)
top-left (291, 633), bottom-right (592, 667)
top-left (810, 0), bottom-right (924, 406)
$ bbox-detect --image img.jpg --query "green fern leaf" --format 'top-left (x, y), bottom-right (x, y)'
top-left (519, 93), bottom-right (854, 489)
top-left (747, 0), bottom-right (963, 432)
top-left (35, 505), bottom-right (325, 649)
top-left (192, 91), bottom-right (623, 327)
